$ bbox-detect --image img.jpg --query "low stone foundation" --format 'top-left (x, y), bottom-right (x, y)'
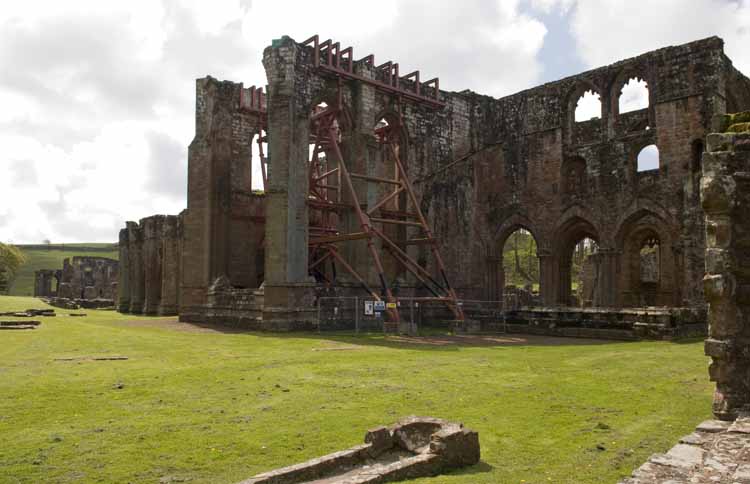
top-left (43, 297), bottom-right (116, 310)
top-left (504, 306), bottom-right (707, 340)
top-left (178, 278), bottom-right (318, 331)
top-left (619, 417), bottom-right (750, 483)
top-left (239, 417), bottom-right (479, 484)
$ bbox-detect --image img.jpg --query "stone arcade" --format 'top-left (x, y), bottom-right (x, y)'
top-left (117, 35), bottom-right (750, 334)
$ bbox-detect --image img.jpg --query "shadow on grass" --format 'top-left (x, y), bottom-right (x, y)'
top-left (671, 336), bottom-right (707, 345)
top-left (123, 317), bottom-right (636, 351)
top-left (451, 461), bottom-right (494, 475)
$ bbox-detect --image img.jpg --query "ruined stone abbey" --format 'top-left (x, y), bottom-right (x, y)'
top-left (117, 35), bottom-right (750, 333)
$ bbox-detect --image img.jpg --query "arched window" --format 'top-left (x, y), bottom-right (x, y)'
top-left (637, 145), bottom-right (659, 172)
top-left (563, 158), bottom-right (587, 196)
top-left (619, 78), bottom-right (649, 114)
top-left (575, 90), bottom-right (602, 122)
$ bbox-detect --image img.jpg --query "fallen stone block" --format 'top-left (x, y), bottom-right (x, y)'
top-left (0, 320), bottom-right (41, 330)
top-left (238, 416), bottom-right (480, 484)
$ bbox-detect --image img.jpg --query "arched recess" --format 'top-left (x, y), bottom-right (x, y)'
top-left (372, 110), bottom-right (411, 282)
top-left (555, 216), bottom-right (601, 306)
top-left (614, 209), bottom-right (677, 307)
top-left (562, 156), bottom-right (588, 201)
top-left (690, 139), bottom-right (704, 174)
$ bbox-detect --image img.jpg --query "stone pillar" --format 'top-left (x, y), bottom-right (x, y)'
top-left (261, 36), bottom-right (317, 330)
top-left (118, 227), bottom-right (131, 312)
top-left (702, 115), bottom-right (750, 420)
top-left (485, 256), bottom-right (501, 302)
top-left (142, 216), bottom-right (164, 315)
top-left (159, 215), bottom-right (180, 316)
top-left (128, 222), bottom-right (145, 314)
top-left (596, 249), bottom-right (618, 308)
top-left (538, 250), bottom-right (556, 306)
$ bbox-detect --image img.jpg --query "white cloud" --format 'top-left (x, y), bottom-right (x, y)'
top-left (529, 0), bottom-right (575, 14)
top-left (574, 90), bottom-right (602, 121)
top-left (619, 78), bottom-right (649, 114)
top-left (0, 0), bottom-right (550, 243)
top-left (570, 0), bottom-right (750, 75)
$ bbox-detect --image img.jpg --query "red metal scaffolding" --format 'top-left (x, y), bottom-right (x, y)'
top-left (302, 35), bottom-right (464, 324)
top-left (242, 35), bottom-right (464, 326)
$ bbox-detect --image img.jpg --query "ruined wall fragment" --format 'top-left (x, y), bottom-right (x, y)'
top-left (702, 113), bottom-right (750, 420)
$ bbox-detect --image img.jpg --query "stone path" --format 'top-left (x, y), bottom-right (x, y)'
top-left (620, 417), bottom-right (750, 483)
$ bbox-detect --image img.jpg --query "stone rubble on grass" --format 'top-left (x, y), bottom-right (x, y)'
top-left (619, 417), bottom-right (750, 483)
top-left (238, 417), bottom-right (480, 484)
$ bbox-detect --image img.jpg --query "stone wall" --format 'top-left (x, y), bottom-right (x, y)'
top-left (179, 77), bottom-right (266, 323)
top-left (702, 112), bottom-right (750, 420)
top-left (41, 257), bottom-right (118, 301)
top-left (256, 35), bottom-right (750, 325)
top-left (33, 269), bottom-right (59, 297)
top-left (116, 35), bottom-right (750, 330)
top-left (118, 214), bottom-right (183, 316)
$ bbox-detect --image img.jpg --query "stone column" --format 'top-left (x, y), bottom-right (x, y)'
top-left (128, 222), bottom-right (145, 314)
top-left (142, 216), bottom-right (164, 315)
top-left (538, 250), bottom-right (556, 306)
top-left (485, 256), bottom-right (501, 302)
top-left (702, 115), bottom-right (750, 420)
top-left (261, 36), bottom-right (317, 330)
top-left (596, 249), bottom-right (618, 308)
top-left (118, 227), bottom-right (131, 312)
top-left (159, 215), bottom-right (180, 316)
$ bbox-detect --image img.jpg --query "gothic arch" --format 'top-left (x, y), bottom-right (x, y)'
top-left (567, 81), bottom-right (603, 124)
top-left (610, 68), bottom-right (652, 117)
top-left (554, 214), bottom-right (601, 306)
top-left (561, 156), bottom-right (588, 199)
top-left (493, 214), bottom-right (544, 254)
top-left (614, 202), bottom-right (676, 248)
top-left (614, 208), bottom-right (678, 307)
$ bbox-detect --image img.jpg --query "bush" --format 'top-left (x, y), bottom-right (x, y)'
top-left (0, 243), bottom-right (27, 294)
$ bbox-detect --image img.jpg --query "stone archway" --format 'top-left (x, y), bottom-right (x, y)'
top-left (488, 215), bottom-right (545, 304)
top-left (615, 209), bottom-right (677, 307)
top-left (555, 216), bottom-right (601, 306)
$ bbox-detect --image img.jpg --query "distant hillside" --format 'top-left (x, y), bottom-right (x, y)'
top-left (8, 243), bottom-right (119, 297)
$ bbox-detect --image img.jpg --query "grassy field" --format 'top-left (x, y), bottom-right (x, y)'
top-left (0, 295), bottom-right (713, 484)
top-left (7, 244), bottom-right (118, 297)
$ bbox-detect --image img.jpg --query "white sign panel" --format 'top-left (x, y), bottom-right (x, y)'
top-left (364, 300), bottom-right (374, 316)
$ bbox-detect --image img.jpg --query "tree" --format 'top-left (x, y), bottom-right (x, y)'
top-left (0, 243), bottom-right (27, 294)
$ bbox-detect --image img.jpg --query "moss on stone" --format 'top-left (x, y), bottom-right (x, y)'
top-left (717, 112), bottom-right (750, 133)
top-left (727, 122), bottom-right (750, 133)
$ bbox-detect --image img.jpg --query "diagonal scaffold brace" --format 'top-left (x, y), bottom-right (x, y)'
top-left (306, 86), bottom-right (464, 327)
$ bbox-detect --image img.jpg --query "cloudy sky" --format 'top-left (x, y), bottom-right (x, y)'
top-left (1, 0), bottom-right (749, 243)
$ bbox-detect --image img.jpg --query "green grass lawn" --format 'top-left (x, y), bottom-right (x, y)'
top-left (0, 295), bottom-right (713, 484)
top-left (8, 245), bottom-right (118, 297)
